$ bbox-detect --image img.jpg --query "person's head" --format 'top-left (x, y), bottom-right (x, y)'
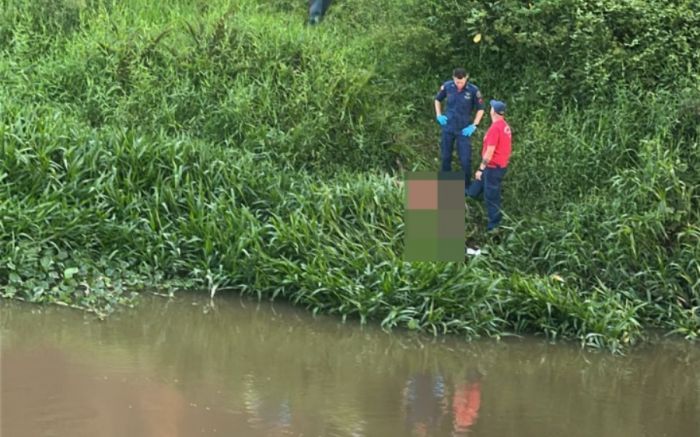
top-left (452, 68), bottom-right (469, 89)
top-left (489, 99), bottom-right (506, 119)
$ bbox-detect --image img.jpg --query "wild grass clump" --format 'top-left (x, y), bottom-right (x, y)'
top-left (1, 0), bottom-right (699, 350)
top-left (2, 0), bottom-right (434, 173)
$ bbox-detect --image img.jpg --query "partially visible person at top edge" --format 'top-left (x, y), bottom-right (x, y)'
top-left (308, 0), bottom-right (333, 25)
top-left (466, 99), bottom-right (512, 232)
top-left (434, 68), bottom-right (485, 193)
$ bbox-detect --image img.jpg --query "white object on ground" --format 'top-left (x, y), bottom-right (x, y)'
top-left (465, 247), bottom-right (481, 256)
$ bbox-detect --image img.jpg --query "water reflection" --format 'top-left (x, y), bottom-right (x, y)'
top-left (401, 369), bottom-right (482, 437)
top-left (403, 372), bottom-right (449, 436)
top-left (1, 294), bottom-right (700, 437)
top-left (242, 373), bottom-right (293, 434)
top-left (451, 371), bottom-right (481, 435)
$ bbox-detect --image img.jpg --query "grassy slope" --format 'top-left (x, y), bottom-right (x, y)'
top-left (1, 0), bottom-right (699, 350)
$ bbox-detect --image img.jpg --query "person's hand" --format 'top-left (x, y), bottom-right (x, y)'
top-left (461, 124), bottom-right (476, 137)
top-left (475, 169), bottom-right (483, 181)
top-left (436, 115), bottom-right (448, 126)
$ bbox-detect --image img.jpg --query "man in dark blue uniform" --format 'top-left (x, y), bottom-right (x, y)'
top-left (434, 68), bottom-right (485, 193)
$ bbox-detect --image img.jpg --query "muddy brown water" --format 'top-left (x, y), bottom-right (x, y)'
top-left (1, 294), bottom-right (699, 437)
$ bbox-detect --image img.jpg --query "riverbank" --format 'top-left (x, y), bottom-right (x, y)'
top-left (1, 0), bottom-right (698, 351)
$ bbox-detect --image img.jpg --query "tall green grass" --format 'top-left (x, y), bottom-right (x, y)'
top-left (1, 0), bottom-right (699, 350)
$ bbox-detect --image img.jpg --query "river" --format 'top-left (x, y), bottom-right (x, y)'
top-left (1, 294), bottom-right (698, 436)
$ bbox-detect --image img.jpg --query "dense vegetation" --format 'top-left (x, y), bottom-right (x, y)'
top-left (1, 0), bottom-right (699, 351)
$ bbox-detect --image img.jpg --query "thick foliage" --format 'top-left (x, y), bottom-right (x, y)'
top-left (1, 0), bottom-right (699, 349)
top-left (421, 0), bottom-right (700, 103)
top-left (1, 0), bottom-right (435, 172)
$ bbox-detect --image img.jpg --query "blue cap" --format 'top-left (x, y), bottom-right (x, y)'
top-left (490, 99), bottom-right (506, 115)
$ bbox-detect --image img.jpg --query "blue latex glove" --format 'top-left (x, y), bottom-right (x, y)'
top-left (461, 124), bottom-right (477, 137)
top-left (436, 115), bottom-right (448, 126)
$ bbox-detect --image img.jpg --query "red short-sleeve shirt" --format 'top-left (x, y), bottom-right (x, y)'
top-left (482, 119), bottom-right (512, 168)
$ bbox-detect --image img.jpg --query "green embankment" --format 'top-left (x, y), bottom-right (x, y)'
top-left (1, 0), bottom-right (699, 350)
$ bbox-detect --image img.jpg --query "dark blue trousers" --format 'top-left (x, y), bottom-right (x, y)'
top-left (466, 167), bottom-right (507, 230)
top-left (309, 0), bottom-right (333, 22)
top-left (440, 129), bottom-right (472, 190)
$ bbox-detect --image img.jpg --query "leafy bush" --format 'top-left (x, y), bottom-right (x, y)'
top-left (420, 0), bottom-right (700, 103)
top-left (1, 0), bottom-right (699, 350)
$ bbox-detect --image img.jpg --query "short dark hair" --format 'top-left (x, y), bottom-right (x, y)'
top-left (453, 68), bottom-right (468, 79)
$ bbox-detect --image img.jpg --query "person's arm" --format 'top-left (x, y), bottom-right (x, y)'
top-left (479, 145), bottom-right (496, 170)
top-left (474, 88), bottom-right (485, 126)
top-left (473, 109), bottom-right (484, 127)
top-left (435, 84), bottom-right (446, 116)
top-left (475, 133), bottom-right (496, 180)
top-left (435, 85), bottom-right (448, 125)
top-left (474, 144), bottom-right (495, 181)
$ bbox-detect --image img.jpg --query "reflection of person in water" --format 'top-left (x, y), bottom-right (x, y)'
top-left (402, 372), bottom-right (449, 436)
top-left (451, 370), bottom-right (482, 435)
top-left (242, 373), bottom-right (293, 435)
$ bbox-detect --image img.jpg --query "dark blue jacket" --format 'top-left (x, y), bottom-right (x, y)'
top-left (435, 81), bottom-right (485, 132)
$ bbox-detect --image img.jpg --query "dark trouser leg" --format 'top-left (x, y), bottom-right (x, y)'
top-left (466, 177), bottom-right (483, 198)
top-left (484, 167), bottom-right (507, 230)
top-left (456, 134), bottom-right (472, 190)
top-left (440, 129), bottom-right (456, 172)
top-left (309, 0), bottom-right (332, 23)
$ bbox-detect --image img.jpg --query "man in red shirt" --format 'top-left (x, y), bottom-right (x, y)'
top-left (466, 100), bottom-right (512, 231)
